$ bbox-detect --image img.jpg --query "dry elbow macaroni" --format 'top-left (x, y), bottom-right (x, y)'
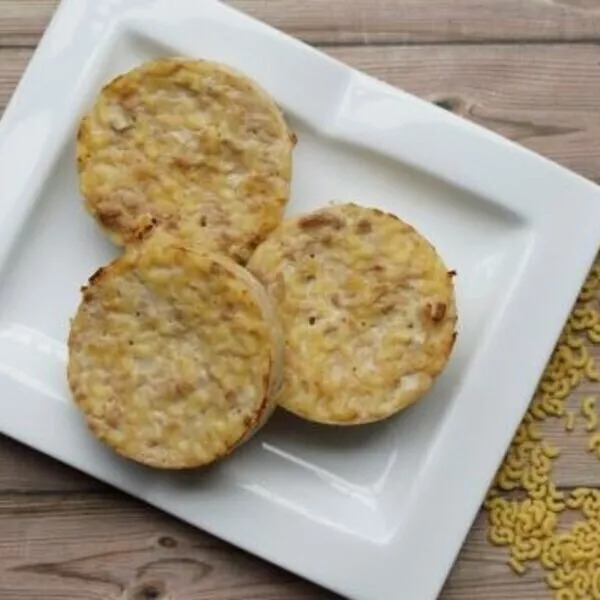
top-left (485, 260), bottom-right (600, 599)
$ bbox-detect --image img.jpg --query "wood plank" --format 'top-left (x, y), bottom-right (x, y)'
top-left (0, 491), bottom-right (547, 600)
top-left (0, 0), bottom-right (57, 47)
top-left (2, 0), bottom-right (600, 47)
top-left (0, 492), bottom-right (339, 599)
top-left (0, 436), bottom-right (104, 493)
top-left (3, 44), bottom-right (600, 183)
top-left (229, 0), bottom-right (600, 45)
top-left (0, 48), bottom-right (33, 109)
top-left (0, 47), bottom-right (30, 110)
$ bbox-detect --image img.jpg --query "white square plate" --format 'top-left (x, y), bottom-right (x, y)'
top-left (1, 1), bottom-right (600, 599)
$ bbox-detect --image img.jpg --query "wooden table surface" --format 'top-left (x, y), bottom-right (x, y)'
top-left (2, 1), bottom-right (600, 598)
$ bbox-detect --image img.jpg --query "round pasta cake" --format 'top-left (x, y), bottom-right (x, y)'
top-left (247, 203), bottom-right (457, 425)
top-left (77, 57), bottom-right (295, 263)
top-left (68, 233), bottom-right (283, 468)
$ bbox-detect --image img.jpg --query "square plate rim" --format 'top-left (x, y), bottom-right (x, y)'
top-left (1, 1), bottom-right (600, 599)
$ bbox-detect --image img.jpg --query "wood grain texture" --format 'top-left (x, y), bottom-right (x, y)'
top-left (0, 492), bottom-right (339, 600)
top-left (0, 488), bottom-right (550, 600)
top-left (2, 0), bottom-right (600, 46)
top-left (0, 436), bottom-right (104, 493)
top-left (0, 47), bottom-right (31, 109)
top-left (0, 0), bottom-right (57, 46)
top-left (229, 0), bottom-right (600, 44)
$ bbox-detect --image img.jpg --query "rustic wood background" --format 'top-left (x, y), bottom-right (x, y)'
top-left (2, 1), bottom-right (600, 598)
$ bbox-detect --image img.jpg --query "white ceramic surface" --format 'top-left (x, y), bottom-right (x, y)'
top-left (1, 1), bottom-right (600, 599)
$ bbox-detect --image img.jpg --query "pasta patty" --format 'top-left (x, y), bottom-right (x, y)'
top-left (248, 203), bottom-right (457, 425)
top-left (68, 233), bottom-right (283, 468)
top-left (77, 57), bottom-right (295, 263)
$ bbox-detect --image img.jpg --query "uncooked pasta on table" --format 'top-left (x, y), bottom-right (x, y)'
top-left (485, 260), bottom-right (600, 600)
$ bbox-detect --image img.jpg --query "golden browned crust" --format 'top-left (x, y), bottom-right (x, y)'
top-left (77, 57), bottom-right (295, 263)
top-left (68, 232), bottom-right (283, 468)
top-left (248, 203), bottom-right (457, 425)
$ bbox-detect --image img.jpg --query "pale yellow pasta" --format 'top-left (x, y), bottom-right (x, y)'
top-left (543, 512), bottom-right (558, 533)
top-left (489, 509), bottom-right (503, 528)
top-left (571, 346), bottom-right (589, 368)
top-left (541, 551), bottom-right (559, 570)
top-left (489, 526), bottom-right (514, 545)
top-left (522, 467), bottom-right (547, 490)
top-left (483, 488), bottom-right (499, 508)
top-left (529, 484), bottom-right (549, 501)
top-left (558, 346), bottom-right (573, 362)
top-left (530, 399), bottom-right (549, 420)
top-left (554, 380), bottom-right (571, 400)
top-left (512, 545), bottom-right (529, 562)
top-left (485, 496), bottom-right (505, 511)
top-left (569, 368), bottom-right (581, 387)
top-left (484, 261), bottom-right (600, 600)
top-left (501, 502), bottom-right (520, 527)
top-left (516, 537), bottom-right (542, 560)
top-left (573, 306), bottom-right (598, 325)
top-left (507, 449), bottom-right (526, 469)
top-left (548, 483), bottom-right (565, 501)
top-left (508, 556), bottom-right (527, 575)
top-left (573, 571), bottom-right (591, 596)
top-left (532, 451), bottom-right (551, 475)
top-left (547, 572), bottom-right (563, 590)
top-left (592, 570), bottom-right (600, 599)
top-left (502, 462), bottom-right (523, 482)
top-left (571, 488), bottom-right (590, 499)
top-left (586, 358), bottom-right (600, 381)
top-left (557, 566), bottom-right (577, 585)
top-left (583, 496), bottom-right (600, 519)
top-left (541, 442), bottom-right (560, 459)
top-left (512, 423), bottom-right (529, 444)
top-left (588, 433), bottom-right (600, 455)
top-left (525, 421), bottom-right (542, 441)
top-left (566, 489), bottom-right (588, 510)
top-left (567, 334), bottom-right (584, 349)
top-left (581, 395), bottom-right (598, 432)
top-left (496, 470), bottom-right (520, 491)
top-left (546, 496), bottom-right (567, 513)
